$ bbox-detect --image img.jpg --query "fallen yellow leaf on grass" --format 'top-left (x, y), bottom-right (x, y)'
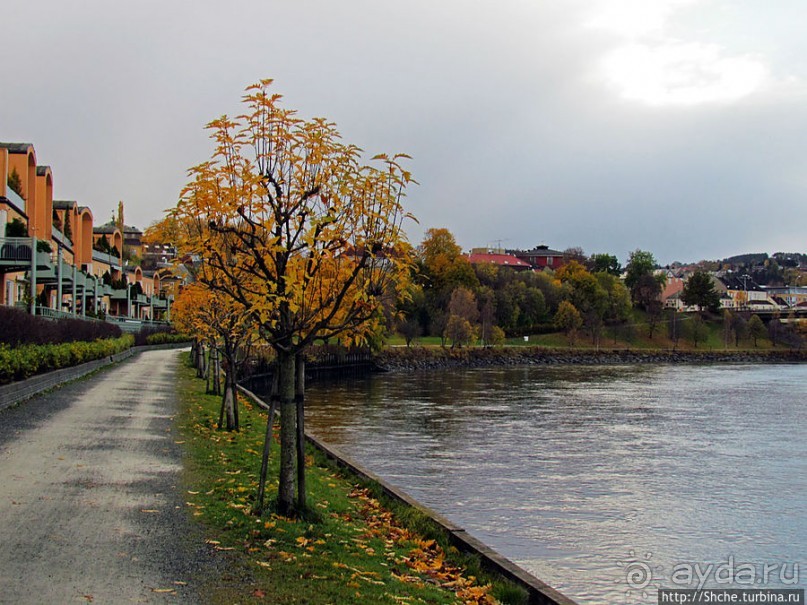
top-left (140, 509), bottom-right (159, 514)
top-left (151, 588), bottom-right (176, 594)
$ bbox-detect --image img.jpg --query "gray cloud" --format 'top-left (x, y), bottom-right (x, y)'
top-left (2, 0), bottom-right (804, 265)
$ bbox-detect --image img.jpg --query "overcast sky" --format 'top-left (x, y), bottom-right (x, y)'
top-left (3, 0), bottom-right (806, 265)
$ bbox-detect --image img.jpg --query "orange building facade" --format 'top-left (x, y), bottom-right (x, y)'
top-left (1, 141), bottom-right (176, 327)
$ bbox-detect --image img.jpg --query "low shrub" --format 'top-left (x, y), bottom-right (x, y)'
top-left (133, 326), bottom-right (185, 346)
top-left (0, 306), bottom-right (122, 346)
top-left (0, 334), bottom-right (134, 384)
top-left (145, 331), bottom-right (191, 345)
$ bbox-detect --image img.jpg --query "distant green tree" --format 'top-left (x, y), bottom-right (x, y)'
top-left (767, 311), bottom-right (782, 347)
top-left (646, 299), bottom-right (665, 340)
top-left (397, 317), bottom-right (421, 347)
top-left (5, 218), bottom-right (27, 237)
top-left (625, 250), bottom-right (666, 309)
top-left (723, 310), bottom-right (734, 349)
top-left (687, 314), bottom-right (709, 348)
top-left (94, 234), bottom-right (113, 254)
top-left (557, 261), bottom-right (609, 345)
top-left (477, 286), bottom-right (498, 346)
top-left (419, 228), bottom-right (479, 299)
top-left (681, 271), bottom-right (722, 313)
top-left (63, 213), bottom-right (73, 241)
top-left (418, 228), bottom-right (479, 336)
top-left (489, 325), bottom-right (506, 346)
top-left (748, 314), bottom-right (766, 347)
top-left (590, 253), bottom-right (622, 276)
top-left (555, 300), bottom-right (583, 346)
top-left (732, 314), bottom-right (748, 347)
top-left (668, 308), bottom-right (681, 348)
top-left (445, 315), bottom-right (475, 348)
top-left (7, 168), bottom-right (23, 198)
top-left (595, 271), bottom-right (631, 323)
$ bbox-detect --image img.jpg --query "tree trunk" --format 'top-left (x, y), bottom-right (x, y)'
top-left (256, 367), bottom-right (279, 514)
top-left (277, 350), bottom-right (296, 516)
top-left (212, 347), bottom-right (221, 396)
top-left (196, 342), bottom-right (205, 378)
top-left (218, 360), bottom-right (239, 431)
top-left (295, 354), bottom-right (306, 512)
top-left (205, 346), bottom-right (212, 393)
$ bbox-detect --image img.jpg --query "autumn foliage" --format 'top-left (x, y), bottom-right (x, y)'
top-left (168, 78), bottom-right (416, 514)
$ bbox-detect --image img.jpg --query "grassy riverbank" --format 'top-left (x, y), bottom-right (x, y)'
top-left (176, 356), bottom-right (527, 604)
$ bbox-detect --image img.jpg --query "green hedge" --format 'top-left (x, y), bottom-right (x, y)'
top-left (0, 334), bottom-right (134, 385)
top-left (145, 332), bottom-right (191, 345)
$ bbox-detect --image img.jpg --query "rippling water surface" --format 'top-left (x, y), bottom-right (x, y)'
top-left (303, 363), bottom-right (806, 604)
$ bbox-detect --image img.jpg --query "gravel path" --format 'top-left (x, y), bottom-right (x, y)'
top-left (0, 349), bottom-right (211, 604)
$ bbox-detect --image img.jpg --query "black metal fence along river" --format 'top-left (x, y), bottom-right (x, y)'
top-left (300, 363), bottom-right (806, 604)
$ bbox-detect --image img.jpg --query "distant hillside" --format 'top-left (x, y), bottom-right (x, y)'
top-left (772, 252), bottom-right (807, 268)
top-left (721, 252), bottom-right (769, 266)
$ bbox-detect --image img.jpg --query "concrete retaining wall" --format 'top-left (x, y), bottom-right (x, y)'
top-left (235, 383), bottom-right (578, 605)
top-left (0, 343), bottom-right (191, 411)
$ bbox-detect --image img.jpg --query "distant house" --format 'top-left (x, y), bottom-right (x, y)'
top-left (467, 248), bottom-right (532, 271)
top-left (763, 286), bottom-right (807, 309)
top-left (719, 275), bottom-right (783, 310)
top-left (661, 277), bottom-right (685, 309)
top-left (95, 221), bottom-right (143, 257)
top-left (509, 245), bottom-right (566, 270)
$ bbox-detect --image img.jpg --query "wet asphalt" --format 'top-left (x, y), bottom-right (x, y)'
top-left (0, 349), bottom-right (216, 604)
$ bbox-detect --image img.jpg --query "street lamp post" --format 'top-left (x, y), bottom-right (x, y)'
top-left (740, 274), bottom-right (750, 311)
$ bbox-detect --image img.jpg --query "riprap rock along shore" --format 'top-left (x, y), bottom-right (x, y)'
top-left (375, 346), bottom-right (807, 372)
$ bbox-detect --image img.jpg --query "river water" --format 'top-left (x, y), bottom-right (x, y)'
top-left (303, 363), bottom-right (806, 604)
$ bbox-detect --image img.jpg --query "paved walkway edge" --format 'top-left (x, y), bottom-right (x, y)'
top-left (0, 342), bottom-right (191, 411)
top-left (236, 384), bottom-right (578, 605)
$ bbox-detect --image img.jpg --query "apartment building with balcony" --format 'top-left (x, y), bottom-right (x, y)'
top-left (1, 141), bottom-right (177, 330)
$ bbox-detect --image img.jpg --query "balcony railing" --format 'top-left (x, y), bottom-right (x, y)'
top-left (0, 237), bottom-right (34, 262)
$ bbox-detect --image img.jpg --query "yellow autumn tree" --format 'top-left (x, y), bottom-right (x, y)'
top-left (170, 79), bottom-right (416, 515)
top-left (171, 280), bottom-right (255, 430)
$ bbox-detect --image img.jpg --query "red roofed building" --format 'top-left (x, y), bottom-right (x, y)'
top-left (509, 245), bottom-right (567, 270)
top-left (468, 249), bottom-right (532, 271)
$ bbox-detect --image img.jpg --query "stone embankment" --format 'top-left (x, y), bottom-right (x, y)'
top-left (375, 346), bottom-right (807, 372)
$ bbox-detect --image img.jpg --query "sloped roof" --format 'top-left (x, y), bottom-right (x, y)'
top-left (36, 165), bottom-right (51, 176)
top-left (0, 142), bottom-right (33, 154)
top-left (513, 245), bottom-right (566, 256)
top-left (96, 221), bottom-right (142, 235)
top-left (719, 275), bottom-right (763, 291)
top-left (468, 252), bottom-right (532, 268)
top-left (94, 223), bottom-right (118, 234)
top-left (661, 278), bottom-right (685, 300)
top-left (53, 200), bottom-right (78, 210)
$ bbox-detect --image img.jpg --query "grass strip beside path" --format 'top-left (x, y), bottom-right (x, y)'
top-left (176, 355), bottom-right (526, 604)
